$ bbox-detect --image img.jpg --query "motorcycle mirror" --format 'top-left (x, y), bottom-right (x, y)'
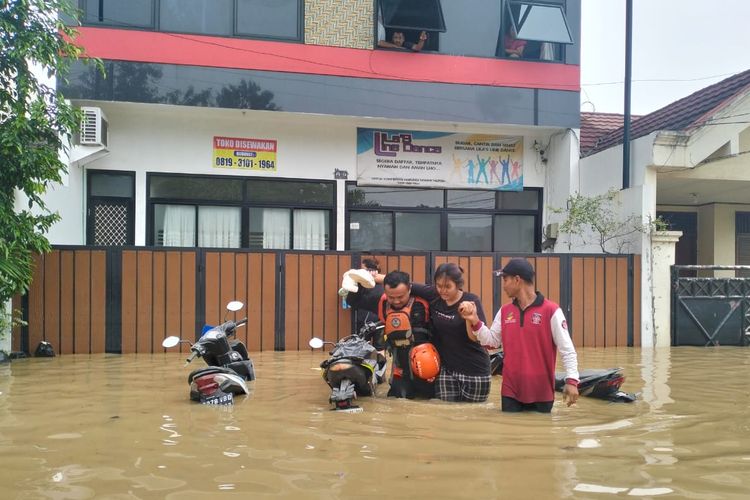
top-left (162, 336), bottom-right (181, 348)
top-left (308, 337), bottom-right (324, 349)
top-left (226, 301), bottom-right (244, 312)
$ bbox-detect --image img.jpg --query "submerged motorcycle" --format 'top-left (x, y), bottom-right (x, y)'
top-left (309, 322), bottom-right (386, 413)
top-left (490, 352), bottom-right (636, 403)
top-left (163, 301), bottom-right (255, 405)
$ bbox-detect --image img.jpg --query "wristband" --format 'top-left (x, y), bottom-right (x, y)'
top-left (471, 321), bottom-right (483, 332)
top-left (565, 378), bottom-right (578, 387)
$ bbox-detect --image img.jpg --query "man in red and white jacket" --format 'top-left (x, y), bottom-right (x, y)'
top-left (459, 258), bottom-right (579, 413)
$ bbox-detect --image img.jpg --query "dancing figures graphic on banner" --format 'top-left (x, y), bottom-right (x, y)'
top-left (357, 129), bottom-right (523, 190)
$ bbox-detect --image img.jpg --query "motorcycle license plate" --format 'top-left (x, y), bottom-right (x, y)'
top-left (201, 392), bottom-right (234, 405)
top-left (333, 406), bottom-right (363, 414)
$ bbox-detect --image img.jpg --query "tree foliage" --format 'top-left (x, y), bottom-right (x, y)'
top-left (550, 189), bottom-right (665, 254)
top-left (0, 0), bottom-right (90, 306)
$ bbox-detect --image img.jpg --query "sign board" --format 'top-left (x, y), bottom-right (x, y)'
top-left (357, 128), bottom-right (523, 190)
top-left (213, 136), bottom-right (277, 172)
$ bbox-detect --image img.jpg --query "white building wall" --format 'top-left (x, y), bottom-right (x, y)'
top-left (542, 129), bottom-right (580, 250)
top-left (579, 143), bottom-right (623, 196)
top-left (47, 101), bottom-right (562, 249)
top-left (41, 166), bottom-right (86, 244)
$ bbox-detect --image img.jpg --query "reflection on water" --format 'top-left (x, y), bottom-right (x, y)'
top-left (1, 347), bottom-right (749, 499)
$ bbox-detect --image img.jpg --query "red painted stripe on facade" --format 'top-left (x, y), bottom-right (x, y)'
top-left (74, 27), bottom-right (579, 92)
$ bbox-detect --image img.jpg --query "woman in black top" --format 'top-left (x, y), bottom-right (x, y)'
top-left (411, 262), bottom-right (491, 402)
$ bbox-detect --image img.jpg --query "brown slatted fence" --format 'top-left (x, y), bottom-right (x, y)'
top-left (283, 252), bottom-right (352, 350)
top-left (569, 255), bottom-right (633, 347)
top-left (370, 253), bottom-right (429, 284)
top-left (433, 254), bottom-right (495, 321)
top-left (121, 249), bottom-right (197, 354)
top-left (203, 251), bottom-right (277, 352)
top-left (14, 249), bottom-right (641, 353)
top-left (14, 249), bottom-right (106, 354)
top-left (496, 255), bottom-right (562, 309)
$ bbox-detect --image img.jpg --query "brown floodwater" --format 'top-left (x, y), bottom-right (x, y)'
top-left (1, 347), bottom-right (749, 499)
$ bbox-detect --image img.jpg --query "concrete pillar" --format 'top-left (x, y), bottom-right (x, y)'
top-left (697, 204), bottom-right (736, 277)
top-left (1, 300), bottom-right (11, 354)
top-left (651, 230), bottom-right (682, 347)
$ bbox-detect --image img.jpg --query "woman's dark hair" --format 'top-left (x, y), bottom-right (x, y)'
top-left (433, 262), bottom-right (464, 289)
top-left (361, 257), bottom-right (380, 272)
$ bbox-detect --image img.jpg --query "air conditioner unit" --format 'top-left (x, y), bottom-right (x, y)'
top-left (78, 106), bottom-right (108, 147)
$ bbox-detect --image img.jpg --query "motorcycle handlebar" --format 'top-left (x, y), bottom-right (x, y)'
top-left (185, 351), bottom-right (198, 365)
top-left (222, 318), bottom-right (247, 337)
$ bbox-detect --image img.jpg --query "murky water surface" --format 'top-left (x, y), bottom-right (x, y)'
top-left (1, 347), bottom-right (749, 499)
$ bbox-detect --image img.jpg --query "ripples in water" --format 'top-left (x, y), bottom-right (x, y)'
top-left (0, 347), bottom-right (749, 498)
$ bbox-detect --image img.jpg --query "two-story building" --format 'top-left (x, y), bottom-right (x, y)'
top-left (50, 0), bottom-right (581, 253)
top-left (12, 1), bottom-right (627, 357)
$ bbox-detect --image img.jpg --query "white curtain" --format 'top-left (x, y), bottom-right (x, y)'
top-left (540, 42), bottom-right (556, 61)
top-left (162, 205), bottom-right (196, 246)
top-left (294, 209), bottom-right (327, 250)
top-left (262, 208), bottom-right (290, 249)
top-left (198, 206), bottom-right (241, 248)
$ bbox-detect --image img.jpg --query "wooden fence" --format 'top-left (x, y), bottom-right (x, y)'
top-left (12, 247), bottom-right (640, 354)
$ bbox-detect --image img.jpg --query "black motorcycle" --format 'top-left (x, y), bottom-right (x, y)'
top-left (309, 322), bottom-right (386, 413)
top-left (163, 301), bottom-right (255, 405)
top-left (490, 352), bottom-right (636, 403)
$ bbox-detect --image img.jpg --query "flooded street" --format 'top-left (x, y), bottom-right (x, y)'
top-left (1, 347), bottom-right (749, 499)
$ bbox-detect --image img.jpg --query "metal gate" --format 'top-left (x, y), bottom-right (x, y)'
top-left (672, 265), bottom-right (750, 346)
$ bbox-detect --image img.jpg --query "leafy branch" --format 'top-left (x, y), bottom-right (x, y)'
top-left (1, 1), bottom-right (99, 306)
top-left (550, 189), bottom-right (668, 254)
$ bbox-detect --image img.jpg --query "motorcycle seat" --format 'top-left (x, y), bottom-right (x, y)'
top-left (187, 366), bottom-right (238, 384)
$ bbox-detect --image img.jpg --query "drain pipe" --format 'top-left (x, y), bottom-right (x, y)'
top-left (622, 0), bottom-right (633, 189)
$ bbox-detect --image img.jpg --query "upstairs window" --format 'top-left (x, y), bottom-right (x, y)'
top-left (84, 0), bottom-right (155, 29)
top-left (380, 0), bottom-right (446, 32)
top-left (506, 2), bottom-right (573, 44)
top-left (378, 0), bottom-right (446, 52)
top-left (502, 1), bottom-right (573, 61)
top-left (160, 0), bottom-right (234, 36)
top-left (236, 0), bottom-right (301, 40)
top-left (81, 0), bottom-right (302, 41)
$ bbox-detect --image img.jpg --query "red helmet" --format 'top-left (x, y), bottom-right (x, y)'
top-left (410, 343), bottom-right (441, 381)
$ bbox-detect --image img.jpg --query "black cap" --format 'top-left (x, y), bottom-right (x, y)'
top-left (493, 258), bottom-right (534, 282)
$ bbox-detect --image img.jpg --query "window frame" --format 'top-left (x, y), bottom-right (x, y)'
top-left (345, 182), bottom-right (542, 252)
top-left (379, 0), bottom-right (447, 33)
top-left (82, 0), bottom-right (157, 30)
top-left (147, 173), bottom-right (335, 250)
top-left (78, 0), bottom-right (304, 43)
top-left (505, 1), bottom-right (574, 45)
top-left (233, 0), bottom-right (303, 42)
top-left (86, 169), bottom-right (136, 246)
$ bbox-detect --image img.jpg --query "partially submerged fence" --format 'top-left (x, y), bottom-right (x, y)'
top-left (12, 247), bottom-right (640, 354)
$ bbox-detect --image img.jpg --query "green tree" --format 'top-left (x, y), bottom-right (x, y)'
top-left (550, 189), bottom-right (666, 254)
top-left (0, 1), bottom-right (92, 313)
